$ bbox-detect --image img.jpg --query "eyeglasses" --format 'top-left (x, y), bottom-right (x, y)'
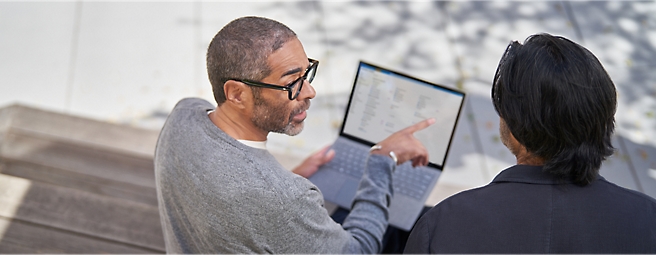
top-left (232, 58), bottom-right (319, 100)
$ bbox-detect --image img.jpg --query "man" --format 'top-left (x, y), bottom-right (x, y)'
top-left (154, 16), bottom-right (434, 253)
top-left (404, 33), bottom-right (656, 253)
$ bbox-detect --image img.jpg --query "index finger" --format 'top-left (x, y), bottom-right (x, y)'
top-left (400, 118), bottom-right (436, 134)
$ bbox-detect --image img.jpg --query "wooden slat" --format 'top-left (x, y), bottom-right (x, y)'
top-left (0, 216), bottom-right (159, 253)
top-left (0, 174), bottom-right (165, 252)
top-left (2, 130), bottom-right (155, 188)
top-left (0, 161), bottom-right (157, 206)
top-left (0, 129), bottom-right (157, 205)
top-left (0, 104), bottom-right (158, 159)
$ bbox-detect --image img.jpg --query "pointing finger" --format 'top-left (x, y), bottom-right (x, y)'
top-left (401, 118), bottom-right (436, 134)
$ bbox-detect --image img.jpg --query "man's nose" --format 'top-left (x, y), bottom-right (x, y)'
top-left (297, 79), bottom-right (316, 100)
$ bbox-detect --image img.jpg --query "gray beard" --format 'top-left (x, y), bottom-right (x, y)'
top-left (251, 99), bottom-right (310, 136)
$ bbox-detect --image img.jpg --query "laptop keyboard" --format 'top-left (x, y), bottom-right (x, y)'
top-left (328, 142), bottom-right (435, 200)
top-left (331, 144), bottom-right (367, 178)
top-left (393, 166), bottom-right (434, 200)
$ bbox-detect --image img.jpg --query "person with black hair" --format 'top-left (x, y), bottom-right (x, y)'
top-left (404, 33), bottom-right (656, 253)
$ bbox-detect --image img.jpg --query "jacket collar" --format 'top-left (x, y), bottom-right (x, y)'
top-left (491, 165), bottom-right (602, 185)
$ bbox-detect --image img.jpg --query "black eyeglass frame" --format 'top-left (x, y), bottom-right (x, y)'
top-left (231, 58), bottom-right (319, 101)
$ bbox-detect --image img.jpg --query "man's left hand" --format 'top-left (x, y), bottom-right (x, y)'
top-left (292, 146), bottom-right (335, 178)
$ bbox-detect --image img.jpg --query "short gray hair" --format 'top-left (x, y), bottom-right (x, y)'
top-left (206, 16), bottom-right (297, 105)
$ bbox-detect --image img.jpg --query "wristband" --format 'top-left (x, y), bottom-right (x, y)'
top-left (388, 151), bottom-right (398, 165)
top-left (369, 144), bottom-right (398, 165)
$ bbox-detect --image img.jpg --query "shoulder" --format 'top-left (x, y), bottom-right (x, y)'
top-left (437, 183), bottom-right (500, 207)
top-left (406, 185), bottom-right (495, 252)
top-left (417, 185), bottom-right (490, 224)
top-left (174, 97), bottom-right (214, 110)
top-left (162, 98), bottom-right (214, 127)
top-left (595, 177), bottom-right (656, 207)
top-left (418, 182), bottom-right (512, 228)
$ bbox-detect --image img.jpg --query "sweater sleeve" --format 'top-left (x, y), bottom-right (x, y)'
top-left (269, 154), bottom-right (394, 254)
top-left (341, 154), bottom-right (394, 253)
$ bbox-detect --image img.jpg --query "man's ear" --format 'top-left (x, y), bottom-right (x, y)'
top-left (223, 80), bottom-right (251, 109)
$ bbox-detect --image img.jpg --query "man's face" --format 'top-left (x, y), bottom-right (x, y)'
top-left (250, 38), bottom-right (315, 136)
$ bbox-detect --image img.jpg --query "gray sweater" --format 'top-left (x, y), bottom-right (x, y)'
top-left (154, 98), bottom-right (394, 253)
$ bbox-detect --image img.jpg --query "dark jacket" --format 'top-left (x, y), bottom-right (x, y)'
top-left (404, 165), bottom-right (656, 253)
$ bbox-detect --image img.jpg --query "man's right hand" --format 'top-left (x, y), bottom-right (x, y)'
top-left (370, 118), bottom-right (435, 167)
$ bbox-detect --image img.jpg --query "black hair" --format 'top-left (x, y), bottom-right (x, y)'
top-left (206, 16), bottom-right (297, 105)
top-left (492, 33), bottom-right (617, 185)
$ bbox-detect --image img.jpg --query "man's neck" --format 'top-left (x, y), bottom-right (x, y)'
top-left (515, 149), bottom-right (545, 166)
top-left (208, 106), bottom-right (268, 141)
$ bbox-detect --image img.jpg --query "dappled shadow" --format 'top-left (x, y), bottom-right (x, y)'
top-left (247, 1), bottom-right (656, 195)
top-left (566, 1), bottom-right (656, 144)
top-left (616, 134), bottom-right (656, 198)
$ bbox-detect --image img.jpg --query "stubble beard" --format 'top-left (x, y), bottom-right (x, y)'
top-left (252, 97), bottom-right (310, 136)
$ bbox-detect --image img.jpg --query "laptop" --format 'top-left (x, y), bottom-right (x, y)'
top-left (309, 61), bottom-right (466, 231)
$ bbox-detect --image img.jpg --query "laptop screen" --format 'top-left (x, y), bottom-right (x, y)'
top-left (341, 61), bottom-right (466, 170)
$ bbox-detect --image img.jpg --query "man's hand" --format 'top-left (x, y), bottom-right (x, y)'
top-left (292, 146), bottom-right (336, 178)
top-left (371, 118), bottom-right (436, 167)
